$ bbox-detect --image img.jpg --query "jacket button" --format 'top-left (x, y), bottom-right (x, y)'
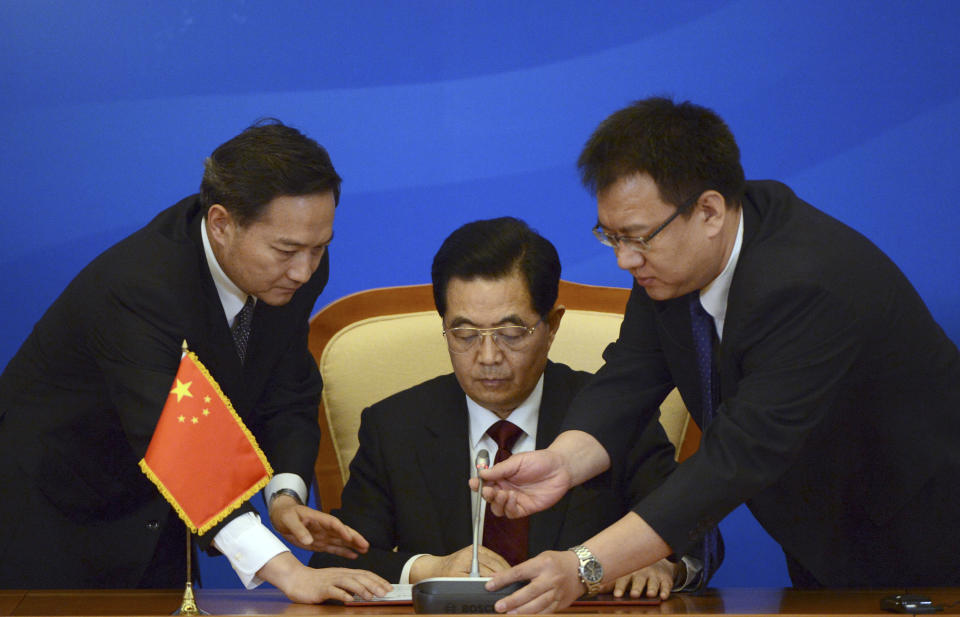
top-left (146, 520), bottom-right (160, 531)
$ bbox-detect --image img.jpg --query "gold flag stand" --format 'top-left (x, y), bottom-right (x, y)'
top-left (174, 528), bottom-right (208, 615)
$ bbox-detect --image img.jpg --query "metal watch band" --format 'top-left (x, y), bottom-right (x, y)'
top-left (269, 488), bottom-right (303, 506)
top-left (569, 544), bottom-right (604, 596)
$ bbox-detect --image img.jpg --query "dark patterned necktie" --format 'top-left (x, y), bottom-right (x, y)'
top-left (689, 293), bottom-right (721, 588)
top-left (483, 420), bottom-right (529, 565)
top-left (231, 296), bottom-right (255, 364)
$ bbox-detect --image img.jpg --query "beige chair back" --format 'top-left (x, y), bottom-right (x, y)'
top-left (308, 281), bottom-right (700, 512)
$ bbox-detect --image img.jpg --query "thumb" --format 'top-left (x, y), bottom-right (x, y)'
top-left (285, 513), bottom-right (314, 545)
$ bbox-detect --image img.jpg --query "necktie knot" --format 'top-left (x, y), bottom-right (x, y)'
top-left (487, 420), bottom-right (523, 459)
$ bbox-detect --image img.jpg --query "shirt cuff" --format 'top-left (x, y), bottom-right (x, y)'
top-left (264, 473), bottom-right (308, 508)
top-left (212, 512), bottom-right (289, 589)
top-left (400, 554), bottom-right (428, 584)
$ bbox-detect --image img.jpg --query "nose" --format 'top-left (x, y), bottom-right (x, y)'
top-left (614, 244), bottom-right (645, 271)
top-left (286, 251), bottom-right (317, 284)
top-left (476, 333), bottom-right (503, 364)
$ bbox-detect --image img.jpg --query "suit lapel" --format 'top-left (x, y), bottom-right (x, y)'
top-left (416, 376), bottom-right (474, 549)
top-left (717, 197), bottom-right (761, 402)
top-left (182, 210), bottom-right (250, 413)
top-left (528, 363), bottom-right (575, 554)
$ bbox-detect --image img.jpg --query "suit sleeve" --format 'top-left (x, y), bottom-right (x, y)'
top-left (246, 316), bottom-right (322, 483)
top-left (309, 405), bottom-right (414, 581)
top-left (637, 280), bottom-right (861, 553)
top-left (562, 283), bottom-right (676, 462)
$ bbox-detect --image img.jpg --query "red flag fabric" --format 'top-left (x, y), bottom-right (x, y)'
top-left (140, 349), bottom-right (273, 535)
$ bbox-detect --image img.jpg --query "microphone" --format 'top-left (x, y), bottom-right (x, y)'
top-left (412, 449), bottom-right (525, 613)
top-left (469, 448), bottom-right (490, 577)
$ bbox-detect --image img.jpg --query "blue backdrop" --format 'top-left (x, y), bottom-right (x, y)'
top-left (2, 0), bottom-right (958, 590)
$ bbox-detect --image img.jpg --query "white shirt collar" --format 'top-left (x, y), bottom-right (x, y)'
top-left (466, 374), bottom-right (543, 451)
top-left (698, 209), bottom-right (744, 340)
top-left (200, 216), bottom-right (253, 327)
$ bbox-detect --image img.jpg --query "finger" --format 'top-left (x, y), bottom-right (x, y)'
top-left (484, 488), bottom-right (507, 517)
top-left (312, 543), bottom-right (361, 559)
top-left (330, 572), bottom-right (387, 601)
top-left (493, 581), bottom-right (556, 615)
top-left (301, 510), bottom-right (354, 539)
top-left (279, 511), bottom-right (315, 546)
top-left (612, 575), bottom-right (629, 598)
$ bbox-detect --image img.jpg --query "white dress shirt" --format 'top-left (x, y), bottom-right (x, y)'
top-left (398, 376), bottom-right (544, 584)
top-left (201, 219), bottom-right (306, 588)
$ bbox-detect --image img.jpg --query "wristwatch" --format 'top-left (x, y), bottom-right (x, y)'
top-left (569, 545), bottom-right (604, 596)
top-left (269, 488), bottom-right (303, 507)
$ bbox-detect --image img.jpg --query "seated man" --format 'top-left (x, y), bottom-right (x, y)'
top-left (310, 217), bottom-right (716, 597)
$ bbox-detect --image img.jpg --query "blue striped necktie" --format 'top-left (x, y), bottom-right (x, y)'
top-left (688, 293), bottom-right (722, 588)
top-left (232, 296), bottom-right (255, 364)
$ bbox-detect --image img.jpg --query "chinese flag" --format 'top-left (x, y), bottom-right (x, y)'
top-left (140, 349), bottom-right (273, 535)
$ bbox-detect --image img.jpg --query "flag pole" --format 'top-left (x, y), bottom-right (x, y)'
top-left (173, 526), bottom-right (207, 615)
top-left (172, 341), bottom-right (205, 616)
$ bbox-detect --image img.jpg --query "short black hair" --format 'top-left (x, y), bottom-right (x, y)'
top-left (577, 97), bottom-right (745, 212)
top-left (431, 217), bottom-right (561, 319)
top-left (200, 118), bottom-right (342, 225)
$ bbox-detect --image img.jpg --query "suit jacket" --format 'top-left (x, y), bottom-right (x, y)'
top-left (0, 195), bottom-right (325, 588)
top-left (309, 361), bottom-right (682, 582)
top-left (566, 180), bottom-right (960, 587)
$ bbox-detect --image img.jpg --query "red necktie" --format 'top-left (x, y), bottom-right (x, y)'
top-left (482, 420), bottom-right (529, 565)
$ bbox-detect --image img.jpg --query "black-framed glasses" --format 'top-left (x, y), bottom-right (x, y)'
top-left (442, 319), bottom-right (542, 354)
top-left (592, 192), bottom-right (701, 253)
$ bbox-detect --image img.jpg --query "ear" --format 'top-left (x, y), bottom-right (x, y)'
top-left (696, 190), bottom-right (728, 239)
top-left (545, 305), bottom-right (566, 345)
top-left (206, 204), bottom-right (236, 246)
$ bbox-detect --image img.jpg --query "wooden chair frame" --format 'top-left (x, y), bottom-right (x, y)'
top-left (307, 280), bottom-right (700, 512)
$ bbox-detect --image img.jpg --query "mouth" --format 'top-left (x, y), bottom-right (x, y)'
top-left (478, 377), bottom-right (510, 388)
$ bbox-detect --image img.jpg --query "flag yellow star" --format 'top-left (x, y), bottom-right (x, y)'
top-left (191, 417), bottom-right (199, 425)
top-left (170, 379), bottom-right (193, 402)
top-left (204, 395), bottom-right (211, 403)
top-left (202, 409), bottom-right (210, 416)
top-left (178, 415), bottom-right (186, 423)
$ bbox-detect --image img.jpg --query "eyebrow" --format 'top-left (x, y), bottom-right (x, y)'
top-left (597, 220), bottom-right (652, 236)
top-left (275, 231), bottom-right (334, 249)
top-left (447, 314), bottom-right (528, 329)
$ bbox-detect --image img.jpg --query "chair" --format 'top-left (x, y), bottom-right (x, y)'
top-left (307, 280), bottom-right (701, 512)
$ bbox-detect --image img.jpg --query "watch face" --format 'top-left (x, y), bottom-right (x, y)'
top-left (583, 560), bottom-right (603, 583)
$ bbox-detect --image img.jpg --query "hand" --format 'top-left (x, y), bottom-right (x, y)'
top-left (257, 551), bottom-right (392, 604)
top-left (471, 449), bottom-right (571, 519)
top-left (268, 495), bottom-right (369, 557)
top-left (485, 549), bottom-right (584, 614)
top-left (607, 558), bottom-right (677, 600)
top-left (410, 545), bottom-right (511, 583)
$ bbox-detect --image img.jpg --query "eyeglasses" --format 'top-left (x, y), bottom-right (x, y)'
top-left (592, 192), bottom-right (701, 253)
top-left (442, 319), bottom-right (542, 354)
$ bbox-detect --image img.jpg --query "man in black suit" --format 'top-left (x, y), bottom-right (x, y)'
top-left (479, 98), bottom-right (960, 613)
top-left (0, 121), bottom-right (390, 603)
top-left (311, 217), bottom-right (713, 598)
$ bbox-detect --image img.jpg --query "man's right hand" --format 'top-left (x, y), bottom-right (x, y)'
top-left (472, 449), bottom-right (572, 519)
top-left (410, 545), bottom-right (511, 583)
top-left (257, 551), bottom-right (391, 604)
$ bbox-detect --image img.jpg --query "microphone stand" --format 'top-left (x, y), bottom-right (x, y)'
top-left (411, 449), bottom-right (524, 613)
top-left (469, 449), bottom-right (490, 577)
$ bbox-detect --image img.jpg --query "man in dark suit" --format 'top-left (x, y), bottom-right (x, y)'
top-left (479, 98), bottom-right (960, 613)
top-left (311, 217), bottom-right (713, 598)
top-left (0, 121), bottom-right (390, 603)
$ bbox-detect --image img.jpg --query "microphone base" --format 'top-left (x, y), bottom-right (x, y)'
top-left (412, 577), bottom-right (526, 614)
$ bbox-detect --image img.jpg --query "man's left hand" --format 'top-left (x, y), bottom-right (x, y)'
top-left (268, 495), bottom-right (369, 557)
top-left (607, 558), bottom-right (676, 600)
